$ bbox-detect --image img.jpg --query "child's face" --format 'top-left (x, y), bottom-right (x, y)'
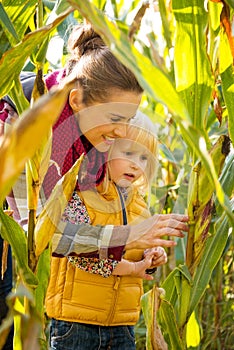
top-left (109, 139), bottom-right (149, 188)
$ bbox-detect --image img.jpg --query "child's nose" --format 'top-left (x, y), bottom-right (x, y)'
top-left (130, 160), bottom-right (139, 169)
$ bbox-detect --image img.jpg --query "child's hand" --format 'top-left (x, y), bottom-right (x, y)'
top-left (113, 256), bottom-right (155, 280)
top-left (144, 247), bottom-right (167, 268)
top-left (130, 254), bottom-right (155, 280)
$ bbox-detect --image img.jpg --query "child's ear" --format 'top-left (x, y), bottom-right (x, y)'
top-left (69, 88), bottom-right (84, 112)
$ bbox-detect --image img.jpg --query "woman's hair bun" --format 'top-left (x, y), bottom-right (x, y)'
top-left (67, 23), bottom-right (105, 60)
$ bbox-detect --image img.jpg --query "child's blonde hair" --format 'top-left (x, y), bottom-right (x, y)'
top-left (102, 111), bottom-right (158, 195)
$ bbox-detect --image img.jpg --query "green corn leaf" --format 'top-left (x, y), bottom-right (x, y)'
top-left (0, 0), bottom-right (38, 59)
top-left (172, 0), bottom-right (214, 133)
top-left (158, 299), bottom-right (184, 350)
top-left (0, 2), bottom-right (20, 45)
top-left (1, 0), bottom-right (38, 40)
top-left (159, 269), bottom-right (178, 306)
top-left (216, 151), bottom-right (234, 216)
top-left (0, 8), bottom-right (72, 99)
top-left (177, 266), bottom-right (192, 329)
top-left (220, 63), bottom-right (234, 146)
top-left (34, 248), bottom-right (51, 321)
top-left (0, 209), bottom-right (38, 286)
top-left (224, 0), bottom-right (234, 9)
top-left (8, 75), bottom-right (30, 115)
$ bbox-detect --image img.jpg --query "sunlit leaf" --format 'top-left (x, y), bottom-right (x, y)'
top-left (186, 311), bottom-right (201, 347)
top-left (34, 154), bottom-right (84, 256)
top-left (0, 78), bottom-right (75, 205)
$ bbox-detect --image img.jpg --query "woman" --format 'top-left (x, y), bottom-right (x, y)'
top-left (1, 23), bottom-right (188, 260)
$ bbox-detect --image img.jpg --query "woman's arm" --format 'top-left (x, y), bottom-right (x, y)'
top-left (52, 221), bottom-right (128, 261)
top-left (52, 213), bottom-right (188, 261)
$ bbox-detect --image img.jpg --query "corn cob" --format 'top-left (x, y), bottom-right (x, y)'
top-left (186, 135), bottom-right (230, 273)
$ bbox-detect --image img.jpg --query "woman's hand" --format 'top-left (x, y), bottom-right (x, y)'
top-left (126, 213), bottom-right (189, 250)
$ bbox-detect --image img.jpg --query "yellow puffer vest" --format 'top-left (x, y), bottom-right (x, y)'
top-left (46, 183), bottom-right (151, 326)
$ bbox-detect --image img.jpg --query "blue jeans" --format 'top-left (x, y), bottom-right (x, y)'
top-left (0, 236), bottom-right (14, 350)
top-left (50, 319), bottom-right (136, 350)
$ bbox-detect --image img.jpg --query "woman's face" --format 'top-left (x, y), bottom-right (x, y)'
top-left (72, 90), bottom-right (142, 152)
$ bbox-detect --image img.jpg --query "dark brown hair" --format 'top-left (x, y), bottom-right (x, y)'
top-left (66, 23), bottom-right (143, 104)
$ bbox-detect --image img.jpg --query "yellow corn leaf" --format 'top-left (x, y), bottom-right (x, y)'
top-left (0, 78), bottom-right (76, 205)
top-left (34, 154), bottom-right (84, 257)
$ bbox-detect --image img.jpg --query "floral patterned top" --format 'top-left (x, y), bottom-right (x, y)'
top-left (62, 191), bottom-right (118, 277)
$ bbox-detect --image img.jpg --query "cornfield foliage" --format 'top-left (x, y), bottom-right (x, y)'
top-left (0, 0), bottom-right (233, 349)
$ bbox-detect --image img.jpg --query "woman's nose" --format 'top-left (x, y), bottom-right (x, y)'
top-left (114, 123), bottom-right (127, 137)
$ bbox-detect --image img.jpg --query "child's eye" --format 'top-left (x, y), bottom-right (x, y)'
top-left (141, 155), bottom-right (148, 161)
top-left (125, 151), bottom-right (133, 156)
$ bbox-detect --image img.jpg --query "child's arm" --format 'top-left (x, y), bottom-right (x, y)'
top-left (112, 255), bottom-right (154, 281)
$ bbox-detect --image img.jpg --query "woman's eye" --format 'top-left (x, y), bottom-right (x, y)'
top-left (110, 117), bottom-right (121, 123)
top-left (125, 152), bottom-right (133, 156)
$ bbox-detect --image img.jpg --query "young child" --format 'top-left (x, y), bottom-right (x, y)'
top-left (66, 111), bottom-right (165, 278)
top-left (46, 112), bottom-right (166, 349)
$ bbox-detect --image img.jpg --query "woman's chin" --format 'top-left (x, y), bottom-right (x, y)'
top-left (95, 142), bottom-right (111, 152)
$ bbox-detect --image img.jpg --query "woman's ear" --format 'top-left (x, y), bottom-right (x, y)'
top-left (69, 88), bottom-right (84, 112)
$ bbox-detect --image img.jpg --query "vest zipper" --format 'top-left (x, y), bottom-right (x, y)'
top-left (106, 185), bottom-right (127, 325)
top-left (106, 276), bottom-right (121, 325)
